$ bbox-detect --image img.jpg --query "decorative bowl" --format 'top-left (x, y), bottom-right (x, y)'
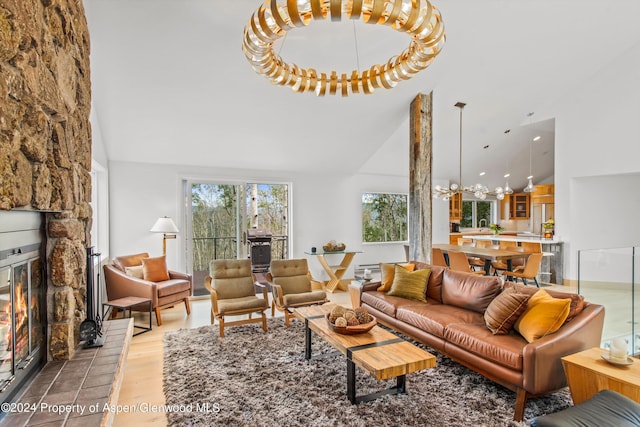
top-left (326, 313), bottom-right (377, 335)
top-left (323, 244), bottom-right (346, 252)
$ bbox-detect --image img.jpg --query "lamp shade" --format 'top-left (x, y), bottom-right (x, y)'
top-left (150, 216), bottom-right (179, 234)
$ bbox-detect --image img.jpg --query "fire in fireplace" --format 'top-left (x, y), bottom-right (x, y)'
top-left (0, 212), bottom-right (46, 404)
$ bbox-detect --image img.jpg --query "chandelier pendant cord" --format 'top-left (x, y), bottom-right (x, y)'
top-left (278, 31), bottom-right (288, 57)
top-left (352, 21), bottom-right (361, 71)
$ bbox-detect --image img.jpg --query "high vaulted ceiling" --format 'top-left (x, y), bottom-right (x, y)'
top-left (85, 0), bottom-right (640, 191)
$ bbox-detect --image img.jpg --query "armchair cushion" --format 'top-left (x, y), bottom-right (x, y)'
top-left (218, 296), bottom-right (268, 314)
top-left (284, 290), bottom-right (327, 307)
top-left (210, 259), bottom-right (256, 299)
top-left (157, 279), bottom-right (192, 297)
top-left (142, 256), bottom-right (170, 282)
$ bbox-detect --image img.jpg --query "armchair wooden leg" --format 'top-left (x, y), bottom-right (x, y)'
top-left (155, 308), bottom-right (163, 326)
top-left (271, 301), bottom-right (275, 317)
top-left (184, 298), bottom-right (191, 315)
top-left (284, 310), bottom-right (291, 327)
top-left (210, 310), bottom-right (214, 325)
top-left (219, 317), bottom-right (225, 337)
top-left (261, 312), bottom-right (267, 332)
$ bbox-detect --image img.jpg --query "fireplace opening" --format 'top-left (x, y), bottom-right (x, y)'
top-left (0, 211), bottom-right (46, 405)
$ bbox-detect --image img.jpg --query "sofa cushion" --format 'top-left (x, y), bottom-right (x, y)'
top-left (377, 263), bottom-right (415, 292)
top-left (387, 265), bottom-right (431, 302)
top-left (441, 269), bottom-right (502, 313)
top-left (156, 279), bottom-right (191, 297)
top-left (414, 263), bottom-right (446, 303)
top-left (397, 304), bottom-right (484, 339)
top-left (514, 289), bottom-right (571, 343)
top-left (484, 287), bottom-right (531, 335)
top-left (444, 322), bottom-right (526, 370)
top-left (361, 291), bottom-right (430, 318)
top-left (506, 282), bottom-right (585, 323)
top-left (142, 256), bottom-right (170, 282)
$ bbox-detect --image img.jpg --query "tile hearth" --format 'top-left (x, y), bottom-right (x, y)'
top-left (0, 319), bottom-right (133, 427)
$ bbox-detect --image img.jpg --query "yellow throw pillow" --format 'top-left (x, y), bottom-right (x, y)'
top-left (386, 265), bottom-right (431, 302)
top-left (378, 263), bottom-right (415, 292)
top-left (514, 289), bottom-right (571, 343)
top-left (141, 256), bottom-right (170, 282)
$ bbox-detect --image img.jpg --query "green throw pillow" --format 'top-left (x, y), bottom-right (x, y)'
top-left (387, 265), bottom-right (431, 302)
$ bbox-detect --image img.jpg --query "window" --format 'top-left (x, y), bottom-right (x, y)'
top-left (362, 192), bottom-right (408, 243)
top-left (460, 200), bottom-right (495, 228)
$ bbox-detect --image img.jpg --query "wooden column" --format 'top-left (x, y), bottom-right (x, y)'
top-left (409, 93), bottom-right (433, 263)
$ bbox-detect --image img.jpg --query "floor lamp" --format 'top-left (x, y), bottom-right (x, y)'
top-left (150, 216), bottom-right (179, 256)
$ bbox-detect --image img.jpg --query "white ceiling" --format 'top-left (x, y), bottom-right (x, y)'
top-left (84, 0), bottom-right (640, 191)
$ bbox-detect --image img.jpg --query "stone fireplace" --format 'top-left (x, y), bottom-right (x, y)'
top-left (1, 0), bottom-right (93, 380)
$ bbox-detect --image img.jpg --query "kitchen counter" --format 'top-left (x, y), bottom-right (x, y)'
top-left (464, 234), bottom-right (562, 244)
top-left (463, 234), bottom-right (564, 285)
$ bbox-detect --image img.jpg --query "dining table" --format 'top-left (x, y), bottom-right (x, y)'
top-left (433, 244), bottom-right (529, 275)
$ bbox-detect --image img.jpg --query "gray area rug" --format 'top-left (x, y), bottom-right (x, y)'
top-left (163, 318), bottom-right (571, 426)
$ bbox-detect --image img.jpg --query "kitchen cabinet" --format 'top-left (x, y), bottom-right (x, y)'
top-left (449, 193), bottom-right (462, 220)
top-left (509, 193), bottom-right (530, 220)
top-left (531, 184), bottom-right (554, 204)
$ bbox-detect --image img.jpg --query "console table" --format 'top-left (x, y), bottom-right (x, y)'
top-left (305, 250), bottom-right (362, 293)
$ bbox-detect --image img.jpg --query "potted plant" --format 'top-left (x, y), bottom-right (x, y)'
top-left (489, 223), bottom-right (504, 235)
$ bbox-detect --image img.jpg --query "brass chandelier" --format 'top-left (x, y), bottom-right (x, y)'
top-left (242, 0), bottom-right (446, 97)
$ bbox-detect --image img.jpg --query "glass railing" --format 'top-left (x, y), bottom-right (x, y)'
top-left (578, 246), bottom-right (638, 356)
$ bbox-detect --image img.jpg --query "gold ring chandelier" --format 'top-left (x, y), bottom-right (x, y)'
top-left (242, 0), bottom-right (446, 97)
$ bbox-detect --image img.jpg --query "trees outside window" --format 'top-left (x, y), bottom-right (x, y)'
top-left (461, 200), bottom-right (495, 228)
top-left (362, 193), bottom-right (408, 243)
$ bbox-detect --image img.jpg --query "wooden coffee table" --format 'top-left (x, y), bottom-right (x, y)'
top-left (295, 305), bottom-right (436, 404)
top-left (562, 347), bottom-right (640, 404)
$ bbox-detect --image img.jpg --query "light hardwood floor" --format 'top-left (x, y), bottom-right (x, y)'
top-left (113, 292), bottom-right (351, 426)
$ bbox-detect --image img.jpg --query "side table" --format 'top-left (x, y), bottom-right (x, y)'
top-left (103, 296), bottom-right (152, 336)
top-left (305, 250), bottom-right (362, 293)
top-left (562, 347), bottom-right (640, 405)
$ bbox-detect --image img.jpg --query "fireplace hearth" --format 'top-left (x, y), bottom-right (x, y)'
top-left (0, 212), bottom-right (46, 404)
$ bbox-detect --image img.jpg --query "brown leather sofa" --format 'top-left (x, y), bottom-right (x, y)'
top-left (354, 263), bottom-right (605, 421)
top-left (103, 253), bottom-right (192, 326)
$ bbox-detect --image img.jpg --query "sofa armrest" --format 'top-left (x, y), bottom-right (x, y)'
top-left (522, 303), bottom-right (605, 394)
top-left (362, 281), bottom-right (382, 292)
top-left (103, 264), bottom-right (158, 307)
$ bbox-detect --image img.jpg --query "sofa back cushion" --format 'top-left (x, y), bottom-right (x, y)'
top-left (413, 262), bottom-right (446, 302)
top-left (441, 269), bottom-right (502, 313)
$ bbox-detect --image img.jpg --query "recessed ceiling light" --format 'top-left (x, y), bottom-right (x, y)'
top-left (533, 136), bottom-right (541, 141)
top-left (504, 173), bottom-right (510, 178)
top-left (527, 175), bottom-right (533, 179)
top-left (479, 172), bottom-right (486, 176)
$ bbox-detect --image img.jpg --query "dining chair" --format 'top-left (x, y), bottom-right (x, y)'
top-left (503, 252), bottom-right (544, 287)
top-left (432, 248), bottom-right (448, 267)
top-left (491, 242), bottom-right (526, 275)
top-left (458, 238), bottom-right (484, 271)
top-left (447, 251), bottom-right (485, 275)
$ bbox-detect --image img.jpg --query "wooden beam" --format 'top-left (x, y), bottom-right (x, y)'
top-left (409, 93), bottom-right (433, 263)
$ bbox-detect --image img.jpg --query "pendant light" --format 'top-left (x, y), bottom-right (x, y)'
top-left (523, 113), bottom-right (537, 193)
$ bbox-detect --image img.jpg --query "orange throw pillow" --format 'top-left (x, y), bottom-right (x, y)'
top-left (142, 256), bottom-right (170, 282)
top-left (377, 263), bottom-right (415, 292)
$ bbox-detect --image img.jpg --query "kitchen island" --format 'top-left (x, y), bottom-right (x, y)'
top-left (463, 234), bottom-right (564, 285)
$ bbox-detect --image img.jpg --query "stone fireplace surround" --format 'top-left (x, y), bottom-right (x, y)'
top-left (1, 0), bottom-right (93, 362)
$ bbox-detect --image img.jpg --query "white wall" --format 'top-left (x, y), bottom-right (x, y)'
top-left (107, 161), bottom-right (414, 281)
top-left (550, 40), bottom-right (640, 280)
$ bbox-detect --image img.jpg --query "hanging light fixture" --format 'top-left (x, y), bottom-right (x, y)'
top-left (433, 102), bottom-right (507, 201)
top-left (502, 129), bottom-right (514, 196)
top-left (242, 0), bottom-right (446, 97)
top-left (523, 113), bottom-right (537, 193)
